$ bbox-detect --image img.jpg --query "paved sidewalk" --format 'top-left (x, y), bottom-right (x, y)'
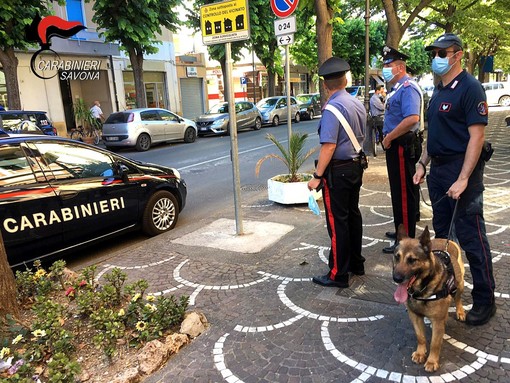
top-left (93, 109), bottom-right (510, 382)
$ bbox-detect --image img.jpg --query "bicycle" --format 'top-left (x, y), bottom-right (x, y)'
top-left (70, 125), bottom-right (101, 145)
top-left (367, 113), bottom-right (384, 157)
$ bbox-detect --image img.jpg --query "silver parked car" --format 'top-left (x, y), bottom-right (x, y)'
top-left (196, 101), bottom-right (262, 136)
top-left (102, 108), bottom-right (197, 151)
top-left (256, 96), bottom-right (301, 126)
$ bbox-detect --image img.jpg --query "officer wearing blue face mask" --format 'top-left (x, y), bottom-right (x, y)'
top-left (380, 46), bottom-right (423, 254)
top-left (414, 33), bottom-right (496, 326)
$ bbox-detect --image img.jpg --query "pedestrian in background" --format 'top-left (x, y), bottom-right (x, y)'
top-left (90, 100), bottom-right (104, 128)
top-left (380, 46), bottom-right (423, 254)
top-left (308, 57), bottom-right (366, 288)
top-left (414, 33), bottom-right (496, 326)
top-left (369, 84), bottom-right (386, 118)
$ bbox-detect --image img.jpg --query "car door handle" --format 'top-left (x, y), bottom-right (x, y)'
top-left (58, 190), bottom-right (79, 200)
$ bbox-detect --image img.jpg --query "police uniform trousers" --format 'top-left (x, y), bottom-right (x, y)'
top-left (385, 131), bottom-right (418, 238)
top-left (428, 155), bottom-right (496, 305)
top-left (322, 160), bottom-right (364, 282)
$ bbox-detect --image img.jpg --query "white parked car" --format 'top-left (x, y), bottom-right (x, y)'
top-left (256, 96), bottom-right (301, 126)
top-left (481, 82), bottom-right (510, 107)
top-left (102, 108), bottom-right (197, 151)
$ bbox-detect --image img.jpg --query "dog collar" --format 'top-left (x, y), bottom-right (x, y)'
top-left (407, 250), bottom-right (457, 301)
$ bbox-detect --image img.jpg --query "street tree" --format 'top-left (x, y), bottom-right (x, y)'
top-left (92, 0), bottom-right (182, 108)
top-left (0, 234), bottom-right (19, 319)
top-left (0, 0), bottom-right (55, 110)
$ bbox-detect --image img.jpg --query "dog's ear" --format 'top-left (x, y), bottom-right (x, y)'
top-left (419, 226), bottom-right (432, 254)
top-left (396, 224), bottom-right (408, 242)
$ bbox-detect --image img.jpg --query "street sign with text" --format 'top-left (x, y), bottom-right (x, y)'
top-left (200, 0), bottom-right (250, 45)
top-left (274, 16), bottom-right (296, 37)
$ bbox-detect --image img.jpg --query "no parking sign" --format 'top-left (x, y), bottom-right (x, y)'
top-left (270, 0), bottom-right (299, 18)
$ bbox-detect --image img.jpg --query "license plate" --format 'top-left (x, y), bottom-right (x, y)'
top-left (200, 128), bottom-right (207, 131)
top-left (106, 137), bottom-right (119, 141)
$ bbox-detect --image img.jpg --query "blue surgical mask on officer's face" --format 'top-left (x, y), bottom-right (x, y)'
top-left (382, 67), bottom-right (395, 82)
top-left (431, 57), bottom-right (453, 76)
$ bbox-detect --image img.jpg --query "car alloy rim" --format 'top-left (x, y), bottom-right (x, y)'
top-left (152, 197), bottom-right (176, 230)
top-left (141, 136), bottom-right (150, 149)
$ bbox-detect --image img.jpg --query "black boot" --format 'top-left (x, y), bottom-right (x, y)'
top-left (465, 303), bottom-right (496, 326)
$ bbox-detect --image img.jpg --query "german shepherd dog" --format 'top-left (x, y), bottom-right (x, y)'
top-left (392, 224), bottom-right (465, 372)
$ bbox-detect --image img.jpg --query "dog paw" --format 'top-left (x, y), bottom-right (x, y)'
top-left (457, 310), bottom-right (466, 321)
top-left (411, 352), bottom-right (426, 364)
top-left (424, 359), bottom-right (440, 372)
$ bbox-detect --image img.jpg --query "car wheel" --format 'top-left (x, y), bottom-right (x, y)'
top-left (253, 117), bottom-right (262, 130)
top-left (135, 133), bottom-right (151, 151)
top-left (184, 127), bottom-right (196, 143)
top-left (294, 112), bottom-right (300, 123)
top-left (498, 95), bottom-right (510, 107)
top-left (142, 190), bottom-right (179, 236)
top-left (272, 115), bottom-right (279, 126)
top-left (309, 110), bottom-right (314, 120)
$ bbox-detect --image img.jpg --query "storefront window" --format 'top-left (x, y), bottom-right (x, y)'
top-left (122, 72), bottom-right (167, 109)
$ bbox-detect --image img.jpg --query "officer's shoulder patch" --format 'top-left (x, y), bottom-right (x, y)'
top-left (403, 80), bottom-right (411, 87)
top-left (477, 101), bottom-right (488, 116)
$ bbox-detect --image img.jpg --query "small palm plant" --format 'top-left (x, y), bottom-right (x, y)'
top-left (255, 132), bottom-right (318, 183)
top-left (73, 98), bottom-right (99, 137)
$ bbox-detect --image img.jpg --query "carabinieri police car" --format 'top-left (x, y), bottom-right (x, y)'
top-left (0, 132), bottom-right (187, 268)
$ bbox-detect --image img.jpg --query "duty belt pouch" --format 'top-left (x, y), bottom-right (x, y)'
top-left (481, 140), bottom-right (494, 162)
top-left (359, 151), bottom-right (368, 170)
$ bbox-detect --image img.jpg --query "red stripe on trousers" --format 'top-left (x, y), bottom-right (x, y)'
top-left (323, 181), bottom-right (338, 279)
top-left (398, 145), bottom-right (409, 234)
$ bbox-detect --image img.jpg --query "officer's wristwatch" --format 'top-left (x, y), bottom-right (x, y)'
top-left (313, 172), bottom-right (322, 179)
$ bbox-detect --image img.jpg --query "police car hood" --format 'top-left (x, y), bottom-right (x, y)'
top-left (134, 161), bottom-right (180, 179)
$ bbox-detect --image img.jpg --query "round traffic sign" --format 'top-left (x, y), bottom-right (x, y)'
top-left (270, 0), bottom-right (299, 18)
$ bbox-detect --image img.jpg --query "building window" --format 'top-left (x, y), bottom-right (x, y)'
top-left (66, 0), bottom-right (85, 25)
top-left (122, 72), bottom-right (168, 109)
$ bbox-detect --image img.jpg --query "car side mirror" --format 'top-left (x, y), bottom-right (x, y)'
top-left (114, 161), bottom-right (130, 183)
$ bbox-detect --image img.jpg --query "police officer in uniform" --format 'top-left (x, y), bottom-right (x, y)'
top-left (414, 33), bottom-right (496, 325)
top-left (380, 46), bottom-right (423, 253)
top-left (308, 57), bottom-right (366, 288)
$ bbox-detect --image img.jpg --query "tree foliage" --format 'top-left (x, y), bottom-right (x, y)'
top-left (92, 0), bottom-right (183, 108)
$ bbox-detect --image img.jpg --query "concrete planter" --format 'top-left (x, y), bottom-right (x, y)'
top-left (267, 174), bottom-right (321, 205)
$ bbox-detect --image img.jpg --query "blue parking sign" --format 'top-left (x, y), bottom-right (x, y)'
top-left (240, 77), bottom-right (247, 85)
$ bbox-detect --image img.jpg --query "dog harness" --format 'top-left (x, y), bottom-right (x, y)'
top-left (407, 250), bottom-right (457, 301)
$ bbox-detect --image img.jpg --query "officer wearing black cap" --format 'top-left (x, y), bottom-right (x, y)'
top-left (414, 33), bottom-right (496, 326)
top-left (380, 46), bottom-right (423, 254)
top-left (308, 57), bottom-right (366, 288)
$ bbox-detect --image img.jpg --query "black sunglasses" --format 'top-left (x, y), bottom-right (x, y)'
top-left (429, 49), bottom-right (457, 59)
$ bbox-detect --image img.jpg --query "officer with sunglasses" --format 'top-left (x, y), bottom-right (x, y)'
top-left (413, 33), bottom-right (496, 326)
top-left (380, 46), bottom-right (423, 254)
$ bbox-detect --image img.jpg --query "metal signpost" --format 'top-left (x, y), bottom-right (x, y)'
top-left (200, 0), bottom-right (250, 235)
top-left (272, 0), bottom-right (298, 150)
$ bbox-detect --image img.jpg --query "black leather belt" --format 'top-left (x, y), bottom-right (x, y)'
top-left (331, 158), bottom-right (359, 165)
top-left (431, 153), bottom-right (464, 166)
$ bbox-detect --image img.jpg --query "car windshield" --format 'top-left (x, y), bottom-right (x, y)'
top-left (257, 98), bottom-right (278, 108)
top-left (345, 87), bottom-right (359, 95)
top-left (296, 95), bottom-right (312, 103)
top-left (207, 103), bottom-right (228, 114)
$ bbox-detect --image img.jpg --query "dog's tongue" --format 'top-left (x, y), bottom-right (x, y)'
top-left (394, 283), bottom-right (408, 304)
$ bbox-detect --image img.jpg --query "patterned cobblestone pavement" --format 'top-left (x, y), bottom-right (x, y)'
top-left (95, 109), bottom-right (510, 382)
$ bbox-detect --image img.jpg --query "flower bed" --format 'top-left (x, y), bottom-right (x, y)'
top-left (0, 260), bottom-right (189, 382)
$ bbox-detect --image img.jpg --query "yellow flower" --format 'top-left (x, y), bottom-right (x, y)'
top-left (0, 347), bottom-right (10, 359)
top-left (135, 321), bottom-right (147, 331)
top-left (12, 334), bottom-right (23, 345)
top-left (131, 293), bottom-right (141, 302)
top-left (145, 303), bottom-right (157, 312)
top-left (118, 308), bottom-right (125, 316)
top-left (32, 329), bottom-right (47, 338)
top-left (33, 269), bottom-right (46, 280)
top-left (146, 295), bottom-right (156, 302)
